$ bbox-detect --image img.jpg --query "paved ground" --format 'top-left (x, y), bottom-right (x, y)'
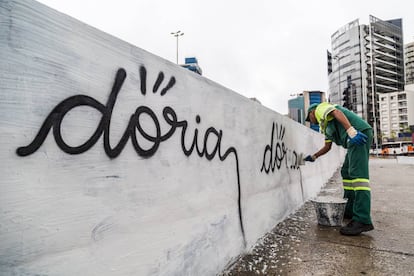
top-left (221, 157), bottom-right (414, 276)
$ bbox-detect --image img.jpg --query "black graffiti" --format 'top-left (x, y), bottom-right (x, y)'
top-left (260, 122), bottom-right (301, 173)
top-left (285, 149), bottom-right (300, 170)
top-left (16, 66), bottom-right (246, 245)
top-left (139, 66), bottom-right (176, 96)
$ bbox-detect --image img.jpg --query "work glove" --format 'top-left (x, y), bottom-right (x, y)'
top-left (304, 155), bottom-right (316, 162)
top-left (346, 126), bottom-right (368, 146)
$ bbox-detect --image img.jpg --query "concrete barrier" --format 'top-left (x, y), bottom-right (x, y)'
top-left (0, 0), bottom-right (345, 275)
top-left (397, 156), bottom-right (414, 165)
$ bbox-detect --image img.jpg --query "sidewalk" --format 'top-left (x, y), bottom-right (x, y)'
top-left (221, 158), bottom-right (414, 276)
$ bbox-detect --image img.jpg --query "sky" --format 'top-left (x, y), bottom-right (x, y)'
top-left (36, 0), bottom-right (414, 115)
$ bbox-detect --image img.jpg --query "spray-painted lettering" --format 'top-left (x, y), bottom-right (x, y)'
top-left (260, 122), bottom-right (301, 173)
top-left (16, 66), bottom-right (246, 245)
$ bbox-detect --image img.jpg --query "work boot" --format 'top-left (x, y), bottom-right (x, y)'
top-left (343, 214), bottom-right (353, 220)
top-left (340, 220), bottom-right (374, 236)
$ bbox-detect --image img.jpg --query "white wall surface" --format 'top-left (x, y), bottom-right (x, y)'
top-left (0, 0), bottom-right (345, 275)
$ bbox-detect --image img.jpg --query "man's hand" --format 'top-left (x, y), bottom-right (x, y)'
top-left (346, 127), bottom-right (368, 146)
top-left (304, 155), bottom-right (316, 162)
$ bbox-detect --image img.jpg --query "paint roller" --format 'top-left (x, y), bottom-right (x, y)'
top-left (297, 153), bottom-right (306, 166)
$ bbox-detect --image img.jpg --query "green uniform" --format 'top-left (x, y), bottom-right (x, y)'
top-left (315, 103), bottom-right (373, 224)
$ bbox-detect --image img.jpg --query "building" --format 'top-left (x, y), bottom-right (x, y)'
top-left (379, 85), bottom-right (414, 142)
top-left (327, 15), bottom-right (404, 146)
top-left (288, 91), bottom-right (326, 132)
top-left (406, 42), bottom-right (414, 85)
top-left (180, 57), bottom-right (202, 75)
top-left (378, 39), bottom-right (414, 142)
top-left (378, 89), bottom-right (413, 141)
top-left (288, 94), bottom-right (305, 124)
top-left (408, 84), bottom-right (414, 130)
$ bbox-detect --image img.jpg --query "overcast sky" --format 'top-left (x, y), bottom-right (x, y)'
top-left (37, 0), bottom-right (414, 114)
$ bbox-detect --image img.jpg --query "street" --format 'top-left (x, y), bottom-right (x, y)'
top-left (221, 157), bottom-right (414, 275)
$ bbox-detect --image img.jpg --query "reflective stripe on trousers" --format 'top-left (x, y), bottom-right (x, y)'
top-left (343, 178), bottom-right (371, 191)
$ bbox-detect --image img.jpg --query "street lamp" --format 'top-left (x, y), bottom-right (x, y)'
top-left (368, 23), bottom-right (380, 156)
top-left (170, 30), bottom-right (184, 64)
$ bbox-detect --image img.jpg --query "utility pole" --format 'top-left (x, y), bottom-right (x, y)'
top-left (170, 30), bottom-right (184, 64)
top-left (369, 23), bottom-right (379, 156)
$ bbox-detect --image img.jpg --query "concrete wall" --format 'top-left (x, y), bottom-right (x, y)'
top-left (397, 156), bottom-right (414, 164)
top-left (0, 0), bottom-right (344, 275)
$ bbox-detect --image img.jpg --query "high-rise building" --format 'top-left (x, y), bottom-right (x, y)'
top-left (405, 42), bottom-right (414, 85)
top-left (327, 15), bottom-right (404, 145)
top-left (288, 91), bottom-right (326, 132)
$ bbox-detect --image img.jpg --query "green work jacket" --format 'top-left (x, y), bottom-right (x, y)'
top-left (315, 103), bottom-right (372, 148)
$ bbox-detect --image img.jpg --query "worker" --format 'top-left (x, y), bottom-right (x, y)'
top-left (304, 102), bottom-right (374, 235)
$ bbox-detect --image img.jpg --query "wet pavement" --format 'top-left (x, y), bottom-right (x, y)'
top-left (221, 157), bottom-right (414, 275)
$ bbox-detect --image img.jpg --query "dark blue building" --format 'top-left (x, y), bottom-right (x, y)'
top-left (288, 91), bottom-right (326, 132)
top-left (181, 57), bottom-right (202, 75)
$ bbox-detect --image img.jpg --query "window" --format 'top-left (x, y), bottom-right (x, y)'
top-left (398, 94), bottom-right (406, 100)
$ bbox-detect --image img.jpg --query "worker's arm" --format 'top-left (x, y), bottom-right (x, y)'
top-left (330, 109), bottom-right (368, 146)
top-left (330, 109), bottom-right (351, 130)
top-left (305, 141), bottom-right (332, 162)
top-left (314, 141), bottom-right (332, 159)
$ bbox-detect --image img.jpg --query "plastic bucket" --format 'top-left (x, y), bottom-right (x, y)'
top-left (310, 196), bottom-right (348, 226)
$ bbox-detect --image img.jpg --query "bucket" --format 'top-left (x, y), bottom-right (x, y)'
top-left (310, 196), bottom-right (348, 226)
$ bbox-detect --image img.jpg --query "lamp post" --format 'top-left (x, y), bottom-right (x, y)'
top-left (170, 30), bottom-right (184, 64)
top-left (368, 23), bottom-right (379, 156)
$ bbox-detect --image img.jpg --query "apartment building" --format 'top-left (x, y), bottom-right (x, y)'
top-left (406, 42), bottom-right (414, 85)
top-left (378, 84), bottom-right (414, 141)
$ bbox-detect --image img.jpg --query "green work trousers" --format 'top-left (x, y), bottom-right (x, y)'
top-left (341, 129), bottom-right (373, 225)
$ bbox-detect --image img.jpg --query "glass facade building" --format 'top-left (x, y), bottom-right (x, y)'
top-left (328, 15), bottom-right (404, 145)
top-left (288, 91), bottom-right (326, 132)
top-left (288, 95), bottom-right (305, 124)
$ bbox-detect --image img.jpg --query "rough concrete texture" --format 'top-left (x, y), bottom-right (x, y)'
top-left (1, 1), bottom-right (346, 274)
top-left (221, 157), bottom-right (414, 275)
